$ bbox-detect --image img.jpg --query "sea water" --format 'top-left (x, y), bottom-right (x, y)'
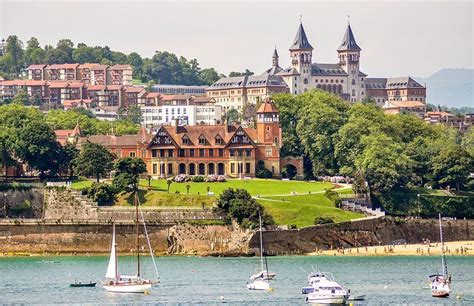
top-left (0, 255), bottom-right (473, 304)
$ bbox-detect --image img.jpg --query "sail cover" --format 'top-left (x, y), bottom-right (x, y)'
top-left (105, 224), bottom-right (118, 279)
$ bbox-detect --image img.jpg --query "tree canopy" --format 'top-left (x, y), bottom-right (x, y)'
top-left (74, 142), bottom-right (115, 182)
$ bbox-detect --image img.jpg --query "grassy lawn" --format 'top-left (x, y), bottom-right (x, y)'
top-left (115, 190), bottom-right (214, 208)
top-left (71, 178), bottom-right (94, 189)
top-left (257, 193), bottom-right (363, 228)
top-left (139, 178), bottom-right (334, 196)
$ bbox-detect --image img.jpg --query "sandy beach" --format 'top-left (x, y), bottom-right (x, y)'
top-left (308, 240), bottom-right (474, 256)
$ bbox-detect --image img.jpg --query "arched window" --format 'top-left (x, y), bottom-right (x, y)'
top-left (338, 85), bottom-right (343, 94)
top-left (351, 79), bottom-right (356, 85)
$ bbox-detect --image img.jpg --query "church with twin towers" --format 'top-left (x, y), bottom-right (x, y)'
top-left (269, 21), bottom-right (366, 102)
top-left (207, 20), bottom-right (426, 111)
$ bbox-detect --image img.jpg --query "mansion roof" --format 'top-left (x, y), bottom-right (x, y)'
top-left (207, 74), bottom-right (287, 90)
top-left (366, 77), bottom-right (424, 89)
top-left (148, 124), bottom-right (258, 149)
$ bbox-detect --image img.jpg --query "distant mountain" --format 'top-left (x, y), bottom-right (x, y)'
top-left (415, 68), bottom-right (473, 108)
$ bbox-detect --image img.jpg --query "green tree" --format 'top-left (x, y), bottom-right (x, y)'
top-left (0, 130), bottom-right (16, 180)
top-left (296, 90), bottom-right (349, 176)
top-left (55, 39), bottom-right (74, 62)
top-left (24, 37), bottom-right (44, 66)
top-left (462, 127), bottom-right (474, 158)
top-left (352, 169), bottom-right (369, 196)
top-left (74, 142), bottom-right (115, 182)
top-left (225, 108), bottom-right (241, 125)
top-left (127, 52), bottom-right (143, 78)
top-left (58, 142), bottom-right (79, 177)
top-left (72, 45), bottom-right (99, 63)
top-left (199, 68), bottom-right (220, 85)
top-left (215, 188), bottom-right (273, 228)
top-left (229, 69), bottom-right (254, 77)
top-left (112, 157), bottom-right (147, 192)
top-left (16, 121), bottom-right (61, 177)
top-left (431, 145), bottom-right (473, 191)
top-left (11, 90), bottom-right (31, 105)
top-left (4, 35), bottom-right (24, 76)
top-left (355, 133), bottom-right (412, 193)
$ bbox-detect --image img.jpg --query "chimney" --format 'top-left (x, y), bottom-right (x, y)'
top-left (174, 118), bottom-right (179, 132)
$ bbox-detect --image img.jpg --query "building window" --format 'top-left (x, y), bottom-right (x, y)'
top-left (266, 126), bottom-right (270, 131)
top-left (167, 163), bottom-right (173, 175)
top-left (189, 149), bottom-right (195, 157)
top-left (199, 136), bottom-right (206, 145)
top-left (218, 149), bottom-right (224, 157)
top-left (215, 137), bottom-right (222, 145)
top-left (152, 164), bottom-right (157, 175)
top-left (115, 149), bottom-right (122, 157)
top-left (265, 148), bottom-right (272, 157)
top-left (209, 149), bottom-right (214, 157)
top-left (199, 149), bottom-right (205, 157)
top-left (168, 149), bottom-right (174, 157)
top-left (182, 137), bottom-right (189, 145)
top-left (238, 149), bottom-right (243, 157)
top-left (152, 149), bottom-right (158, 158)
top-left (141, 149), bottom-right (147, 158)
top-left (245, 162), bottom-right (251, 174)
top-left (160, 149), bottom-right (165, 158)
top-left (129, 152), bottom-right (136, 157)
top-left (230, 163), bottom-right (235, 174)
top-left (229, 149), bottom-right (235, 157)
top-left (179, 149), bottom-right (185, 157)
top-left (245, 149), bottom-right (251, 157)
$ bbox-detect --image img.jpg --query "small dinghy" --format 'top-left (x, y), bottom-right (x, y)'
top-left (70, 281), bottom-right (97, 288)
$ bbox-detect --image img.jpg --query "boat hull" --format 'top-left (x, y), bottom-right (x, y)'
top-left (432, 290), bottom-right (450, 298)
top-left (103, 283), bottom-right (152, 293)
top-left (247, 280), bottom-right (271, 291)
top-left (70, 283), bottom-right (96, 288)
top-left (306, 294), bottom-right (349, 304)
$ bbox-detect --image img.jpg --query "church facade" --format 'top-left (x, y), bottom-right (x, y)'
top-left (268, 21), bottom-right (366, 102)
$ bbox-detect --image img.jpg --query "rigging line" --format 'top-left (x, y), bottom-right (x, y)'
top-left (137, 194), bottom-right (160, 280)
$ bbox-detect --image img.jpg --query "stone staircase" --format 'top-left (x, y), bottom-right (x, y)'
top-left (341, 198), bottom-right (385, 217)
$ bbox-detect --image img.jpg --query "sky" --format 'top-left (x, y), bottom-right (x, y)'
top-left (1, 0), bottom-right (472, 78)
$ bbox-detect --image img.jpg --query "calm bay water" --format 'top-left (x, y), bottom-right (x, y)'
top-left (0, 255), bottom-right (473, 304)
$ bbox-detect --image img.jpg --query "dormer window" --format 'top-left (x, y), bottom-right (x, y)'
top-left (198, 135), bottom-right (206, 145)
top-left (182, 135), bottom-right (189, 145)
top-left (215, 135), bottom-right (222, 145)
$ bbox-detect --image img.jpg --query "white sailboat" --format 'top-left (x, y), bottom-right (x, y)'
top-left (429, 214), bottom-right (451, 298)
top-left (103, 193), bottom-right (159, 293)
top-left (247, 212), bottom-right (275, 291)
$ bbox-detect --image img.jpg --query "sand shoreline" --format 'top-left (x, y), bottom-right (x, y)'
top-left (308, 240), bottom-right (474, 256)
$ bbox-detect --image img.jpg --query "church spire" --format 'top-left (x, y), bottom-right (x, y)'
top-left (337, 24), bottom-right (361, 51)
top-left (272, 47), bottom-right (279, 67)
top-left (289, 22), bottom-right (313, 51)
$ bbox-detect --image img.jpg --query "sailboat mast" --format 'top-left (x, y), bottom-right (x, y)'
top-left (114, 223), bottom-right (118, 278)
top-left (135, 192), bottom-right (141, 278)
top-left (259, 212), bottom-right (264, 272)
top-left (438, 214), bottom-right (448, 277)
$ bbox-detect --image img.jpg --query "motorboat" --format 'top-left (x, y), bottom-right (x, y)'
top-left (303, 271), bottom-right (350, 304)
top-left (69, 281), bottom-right (96, 288)
top-left (246, 279), bottom-right (271, 291)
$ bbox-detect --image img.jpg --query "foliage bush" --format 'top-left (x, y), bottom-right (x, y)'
top-left (215, 188), bottom-right (274, 229)
top-left (325, 189), bottom-right (342, 207)
top-left (314, 216), bottom-right (335, 225)
top-left (373, 192), bottom-right (474, 218)
top-left (192, 175), bottom-right (205, 183)
top-left (255, 161), bottom-right (272, 179)
top-left (84, 183), bottom-right (117, 206)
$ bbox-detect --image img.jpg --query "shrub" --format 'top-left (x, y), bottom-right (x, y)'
top-left (325, 189), bottom-right (342, 207)
top-left (84, 183), bottom-right (117, 206)
top-left (192, 175), bottom-right (205, 183)
top-left (173, 174), bottom-right (189, 183)
top-left (255, 160), bottom-right (273, 179)
top-left (215, 188), bottom-right (274, 228)
top-left (314, 216), bottom-right (335, 225)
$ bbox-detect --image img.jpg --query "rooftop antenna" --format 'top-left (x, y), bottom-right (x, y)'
top-left (347, 14), bottom-right (350, 25)
top-left (299, 14), bottom-right (303, 23)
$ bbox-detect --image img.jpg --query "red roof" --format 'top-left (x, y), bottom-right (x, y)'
top-left (48, 81), bottom-right (70, 88)
top-left (63, 99), bottom-right (92, 107)
top-left (47, 64), bottom-right (79, 69)
top-left (86, 84), bottom-right (107, 91)
top-left (27, 64), bottom-right (46, 70)
top-left (110, 64), bottom-right (132, 70)
top-left (257, 100), bottom-right (279, 113)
